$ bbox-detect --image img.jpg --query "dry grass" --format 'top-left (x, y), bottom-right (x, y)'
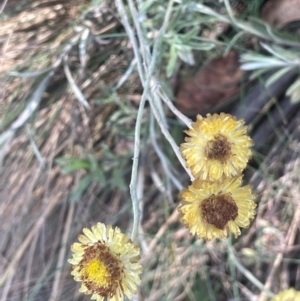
top-left (1, 1), bottom-right (300, 301)
top-left (0, 1), bottom-right (139, 300)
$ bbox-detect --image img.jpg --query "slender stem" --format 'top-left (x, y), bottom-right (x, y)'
top-left (128, 0), bottom-right (151, 67)
top-left (157, 89), bottom-right (192, 128)
top-left (192, 2), bottom-right (300, 47)
top-left (114, 0), bottom-right (145, 83)
top-left (115, 0), bottom-right (144, 242)
top-left (227, 237), bottom-right (240, 301)
top-left (150, 98), bottom-right (194, 181)
top-left (150, 111), bottom-right (183, 190)
top-left (226, 241), bottom-right (274, 298)
top-left (115, 0), bottom-right (176, 242)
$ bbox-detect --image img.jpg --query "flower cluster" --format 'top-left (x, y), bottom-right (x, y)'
top-left (179, 113), bottom-right (257, 240)
top-left (68, 113), bottom-right (257, 300)
top-left (68, 223), bottom-right (142, 301)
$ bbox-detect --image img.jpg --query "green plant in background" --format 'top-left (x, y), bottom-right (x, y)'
top-left (241, 43), bottom-right (300, 102)
top-left (165, 28), bottom-right (215, 77)
top-left (57, 154), bottom-right (106, 202)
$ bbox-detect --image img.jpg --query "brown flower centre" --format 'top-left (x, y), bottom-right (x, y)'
top-left (204, 134), bottom-right (232, 161)
top-left (200, 193), bottom-right (238, 229)
top-left (79, 242), bottom-right (123, 298)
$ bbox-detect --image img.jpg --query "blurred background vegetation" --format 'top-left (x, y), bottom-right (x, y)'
top-left (1, 0), bottom-right (300, 300)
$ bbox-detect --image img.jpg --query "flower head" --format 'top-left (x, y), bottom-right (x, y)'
top-left (180, 113), bottom-right (253, 181)
top-left (271, 288), bottom-right (300, 301)
top-left (68, 223), bottom-right (142, 301)
top-left (179, 176), bottom-right (256, 240)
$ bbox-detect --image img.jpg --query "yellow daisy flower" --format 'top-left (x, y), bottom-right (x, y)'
top-left (179, 176), bottom-right (256, 240)
top-left (180, 113), bottom-right (253, 181)
top-left (68, 223), bottom-right (142, 301)
top-left (271, 288), bottom-right (300, 301)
